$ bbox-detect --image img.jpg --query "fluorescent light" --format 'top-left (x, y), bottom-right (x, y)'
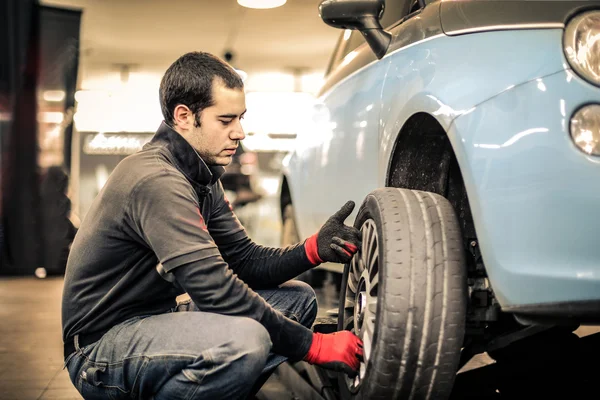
top-left (43, 90), bottom-right (65, 102)
top-left (38, 112), bottom-right (64, 124)
top-left (74, 86), bottom-right (163, 132)
top-left (237, 0), bottom-right (286, 9)
top-left (83, 133), bottom-right (154, 155)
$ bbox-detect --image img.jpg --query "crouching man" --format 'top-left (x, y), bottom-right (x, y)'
top-left (62, 51), bottom-right (363, 399)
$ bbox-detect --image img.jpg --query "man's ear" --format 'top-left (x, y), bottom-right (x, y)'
top-left (173, 105), bottom-right (193, 130)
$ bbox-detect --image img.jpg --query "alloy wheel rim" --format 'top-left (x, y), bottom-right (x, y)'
top-left (343, 219), bottom-right (379, 392)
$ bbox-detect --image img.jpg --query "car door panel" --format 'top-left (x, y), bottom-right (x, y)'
top-left (307, 45), bottom-right (390, 234)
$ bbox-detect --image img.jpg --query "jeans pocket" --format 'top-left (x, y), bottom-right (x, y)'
top-left (78, 360), bottom-right (130, 400)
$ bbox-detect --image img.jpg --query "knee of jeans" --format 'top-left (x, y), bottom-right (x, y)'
top-left (178, 320), bottom-right (270, 393)
top-left (233, 319), bottom-right (271, 367)
top-left (285, 280), bottom-right (317, 303)
top-left (304, 297), bottom-right (318, 328)
top-left (286, 280), bottom-right (318, 325)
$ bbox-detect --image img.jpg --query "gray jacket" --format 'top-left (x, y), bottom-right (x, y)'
top-left (62, 122), bottom-right (314, 360)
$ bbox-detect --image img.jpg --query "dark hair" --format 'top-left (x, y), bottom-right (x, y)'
top-left (159, 51), bottom-right (244, 127)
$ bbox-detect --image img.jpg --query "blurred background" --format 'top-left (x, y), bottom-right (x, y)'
top-left (1, 0), bottom-right (336, 276)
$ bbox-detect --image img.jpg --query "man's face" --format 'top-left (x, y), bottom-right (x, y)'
top-left (187, 80), bottom-right (246, 166)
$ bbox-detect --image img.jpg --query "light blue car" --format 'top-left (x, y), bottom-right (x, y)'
top-left (279, 0), bottom-right (600, 398)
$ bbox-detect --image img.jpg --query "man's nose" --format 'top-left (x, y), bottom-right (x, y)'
top-left (231, 120), bottom-right (245, 140)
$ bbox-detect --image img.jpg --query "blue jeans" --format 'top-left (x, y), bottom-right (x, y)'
top-left (64, 280), bottom-right (317, 400)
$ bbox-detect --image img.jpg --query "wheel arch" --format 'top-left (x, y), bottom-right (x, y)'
top-left (385, 112), bottom-right (477, 240)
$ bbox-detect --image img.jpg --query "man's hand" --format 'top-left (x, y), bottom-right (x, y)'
top-left (305, 201), bottom-right (362, 264)
top-left (303, 331), bottom-right (364, 377)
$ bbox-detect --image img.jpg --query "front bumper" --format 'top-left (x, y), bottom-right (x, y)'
top-left (449, 68), bottom-right (600, 316)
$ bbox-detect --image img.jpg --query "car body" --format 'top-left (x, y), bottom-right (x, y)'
top-left (281, 0), bottom-right (600, 323)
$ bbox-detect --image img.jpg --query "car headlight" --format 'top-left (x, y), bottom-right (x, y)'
top-left (570, 104), bottom-right (600, 156)
top-left (564, 10), bottom-right (600, 86)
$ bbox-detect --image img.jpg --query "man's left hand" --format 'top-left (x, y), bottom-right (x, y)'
top-left (305, 201), bottom-right (361, 264)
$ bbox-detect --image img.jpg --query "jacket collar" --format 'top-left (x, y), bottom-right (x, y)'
top-left (149, 122), bottom-right (225, 187)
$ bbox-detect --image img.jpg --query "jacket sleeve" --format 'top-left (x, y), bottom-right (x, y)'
top-left (126, 172), bottom-right (313, 360)
top-left (208, 182), bottom-right (317, 289)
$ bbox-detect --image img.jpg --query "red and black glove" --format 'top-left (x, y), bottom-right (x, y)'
top-left (303, 331), bottom-right (364, 377)
top-left (305, 201), bottom-right (361, 265)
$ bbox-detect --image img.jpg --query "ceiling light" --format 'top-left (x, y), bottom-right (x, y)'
top-left (43, 90), bottom-right (65, 102)
top-left (237, 0), bottom-right (286, 9)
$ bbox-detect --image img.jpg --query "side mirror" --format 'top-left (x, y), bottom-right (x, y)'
top-left (319, 0), bottom-right (391, 59)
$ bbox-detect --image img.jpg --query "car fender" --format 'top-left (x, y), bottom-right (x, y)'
top-left (446, 68), bottom-right (600, 307)
top-left (378, 27), bottom-right (567, 188)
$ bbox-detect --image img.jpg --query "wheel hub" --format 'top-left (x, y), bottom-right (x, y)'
top-left (354, 282), bottom-right (367, 329)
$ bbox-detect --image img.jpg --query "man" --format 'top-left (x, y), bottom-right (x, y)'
top-left (62, 51), bottom-right (363, 399)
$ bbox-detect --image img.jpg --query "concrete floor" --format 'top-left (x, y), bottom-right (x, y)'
top-left (0, 277), bottom-right (81, 400)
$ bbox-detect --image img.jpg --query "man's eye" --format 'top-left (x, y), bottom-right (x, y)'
top-left (220, 120), bottom-right (231, 125)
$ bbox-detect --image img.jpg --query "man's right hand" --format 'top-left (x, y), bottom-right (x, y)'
top-left (303, 331), bottom-right (363, 377)
top-left (304, 201), bottom-right (362, 265)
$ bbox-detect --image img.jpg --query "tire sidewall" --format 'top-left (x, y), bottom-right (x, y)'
top-left (338, 194), bottom-right (386, 400)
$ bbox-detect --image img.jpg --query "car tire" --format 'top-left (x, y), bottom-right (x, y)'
top-left (337, 188), bottom-right (467, 400)
top-left (281, 204), bottom-right (325, 288)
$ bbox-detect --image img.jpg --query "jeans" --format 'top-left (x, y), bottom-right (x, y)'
top-left (64, 280), bottom-right (317, 400)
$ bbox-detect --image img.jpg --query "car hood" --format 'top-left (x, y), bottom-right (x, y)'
top-left (440, 0), bottom-right (600, 36)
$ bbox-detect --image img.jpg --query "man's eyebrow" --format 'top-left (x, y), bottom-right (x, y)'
top-left (217, 110), bottom-right (247, 119)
